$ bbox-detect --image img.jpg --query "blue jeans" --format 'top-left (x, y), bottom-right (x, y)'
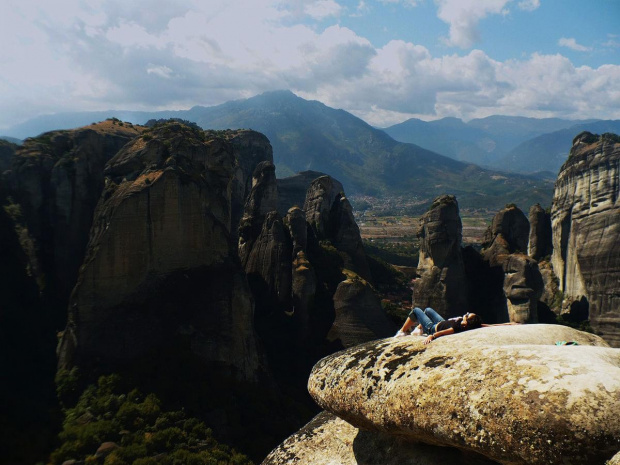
top-left (409, 307), bottom-right (444, 334)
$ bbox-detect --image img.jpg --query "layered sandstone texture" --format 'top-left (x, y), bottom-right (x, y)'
top-left (415, 195), bottom-right (468, 317)
top-left (262, 411), bottom-right (499, 465)
top-left (551, 132), bottom-right (620, 346)
top-left (58, 123), bottom-right (268, 381)
top-left (8, 122), bottom-right (142, 313)
top-left (482, 205), bottom-right (543, 324)
top-left (528, 203), bottom-right (552, 260)
top-left (308, 325), bottom-right (619, 465)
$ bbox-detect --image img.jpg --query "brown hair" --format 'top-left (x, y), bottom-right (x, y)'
top-left (466, 313), bottom-right (483, 329)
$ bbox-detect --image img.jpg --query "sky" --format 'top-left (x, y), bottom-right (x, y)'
top-left (1, 0), bottom-right (619, 131)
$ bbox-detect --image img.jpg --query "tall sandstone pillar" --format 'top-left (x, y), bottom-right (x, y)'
top-left (551, 132), bottom-right (620, 347)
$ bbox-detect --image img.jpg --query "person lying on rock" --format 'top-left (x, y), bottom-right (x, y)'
top-left (395, 307), bottom-right (516, 344)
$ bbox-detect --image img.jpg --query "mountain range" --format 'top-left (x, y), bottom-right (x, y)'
top-left (383, 115), bottom-right (620, 174)
top-left (5, 90), bottom-right (600, 212)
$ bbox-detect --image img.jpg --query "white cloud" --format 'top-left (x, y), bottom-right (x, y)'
top-left (377, 0), bottom-right (421, 6)
top-left (146, 65), bottom-right (174, 79)
top-left (303, 0), bottom-right (343, 19)
top-left (517, 0), bottom-right (540, 11)
top-left (1, 0), bottom-right (619, 131)
top-left (435, 0), bottom-right (511, 49)
top-left (558, 37), bottom-right (592, 52)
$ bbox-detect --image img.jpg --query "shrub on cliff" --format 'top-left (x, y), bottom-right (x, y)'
top-left (50, 374), bottom-right (253, 465)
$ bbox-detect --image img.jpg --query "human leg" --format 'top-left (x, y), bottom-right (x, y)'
top-left (411, 307), bottom-right (435, 334)
top-left (397, 317), bottom-right (417, 334)
top-left (424, 307), bottom-right (445, 325)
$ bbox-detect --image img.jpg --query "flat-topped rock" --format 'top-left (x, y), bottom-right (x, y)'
top-left (309, 325), bottom-right (619, 465)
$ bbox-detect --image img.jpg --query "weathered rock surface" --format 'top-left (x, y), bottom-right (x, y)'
top-left (481, 205), bottom-right (543, 324)
top-left (304, 176), bottom-right (371, 281)
top-left (8, 121), bottom-right (142, 322)
top-left (415, 195), bottom-right (468, 317)
top-left (309, 325), bottom-right (618, 465)
top-left (328, 275), bottom-right (396, 348)
top-left (276, 170), bottom-right (328, 217)
top-left (58, 123), bottom-right (263, 381)
top-left (239, 161), bottom-right (280, 268)
top-left (483, 204), bottom-right (530, 255)
top-left (244, 211), bottom-right (294, 317)
top-left (608, 451), bottom-right (620, 465)
top-left (551, 132), bottom-right (620, 346)
top-left (228, 130), bottom-right (273, 237)
top-left (262, 411), bottom-right (499, 465)
top-left (303, 175), bottom-right (344, 238)
top-left (528, 203), bottom-right (552, 260)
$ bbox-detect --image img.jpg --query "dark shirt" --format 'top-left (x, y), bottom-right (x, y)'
top-left (434, 318), bottom-right (465, 334)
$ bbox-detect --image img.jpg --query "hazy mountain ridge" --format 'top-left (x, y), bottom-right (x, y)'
top-left (382, 115), bottom-right (603, 170)
top-left (2, 91), bottom-right (556, 211)
top-left (500, 120), bottom-right (620, 173)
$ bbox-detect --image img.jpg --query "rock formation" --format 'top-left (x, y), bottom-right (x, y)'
top-left (276, 170), bottom-right (327, 217)
top-left (304, 176), bottom-right (371, 281)
top-left (8, 121), bottom-right (142, 324)
top-left (551, 132), bottom-right (620, 346)
top-left (308, 325), bottom-right (619, 465)
top-left (262, 411), bottom-right (499, 465)
top-left (0, 139), bottom-right (16, 173)
top-left (328, 274), bottom-right (396, 348)
top-left (480, 205), bottom-right (542, 324)
top-left (528, 203), bottom-right (552, 260)
top-left (229, 130), bottom-right (274, 238)
top-left (414, 195), bottom-right (468, 317)
top-left (58, 123), bottom-right (264, 382)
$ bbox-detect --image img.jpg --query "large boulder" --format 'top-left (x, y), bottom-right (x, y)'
top-left (414, 195), bottom-right (468, 317)
top-left (551, 132), bottom-right (620, 346)
top-left (262, 411), bottom-right (499, 465)
top-left (58, 123), bottom-right (263, 382)
top-left (309, 325), bottom-right (619, 465)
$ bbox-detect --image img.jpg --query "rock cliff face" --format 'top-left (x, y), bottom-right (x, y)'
top-left (306, 325), bottom-right (619, 465)
top-left (229, 131), bottom-right (274, 239)
top-left (8, 122), bottom-right (142, 323)
top-left (480, 205), bottom-right (543, 323)
top-left (528, 203), bottom-right (552, 260)
top-left (304, 176), bottom-right (372, 281)
top-left (276, 170), bottom-right (327, 217)
top-left (58, 123), bottom-right (264, 381)
top-left (414, 195), bottom-right (468, 317)
top-left (0, 139), bottom-right (17, 173)
top-left (242, 170), bottom-right (392, 347)
top-left (551, 132), bottom-right (620, 346)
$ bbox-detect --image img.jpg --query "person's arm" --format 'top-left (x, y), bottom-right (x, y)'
top-left (423, 328), bottom-right (454, 344)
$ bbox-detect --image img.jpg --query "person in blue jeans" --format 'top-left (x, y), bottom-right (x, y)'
top-left (395, 307), bottom-right (483, 345)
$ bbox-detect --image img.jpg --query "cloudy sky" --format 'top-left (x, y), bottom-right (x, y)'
top-left (1, 0), bottom-right (619, 130)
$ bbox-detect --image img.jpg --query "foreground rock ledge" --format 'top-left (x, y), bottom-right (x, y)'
top-left (262, 411), bottom-right (499, 465)
top-left (308, 325), bottom-right (620, 465)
